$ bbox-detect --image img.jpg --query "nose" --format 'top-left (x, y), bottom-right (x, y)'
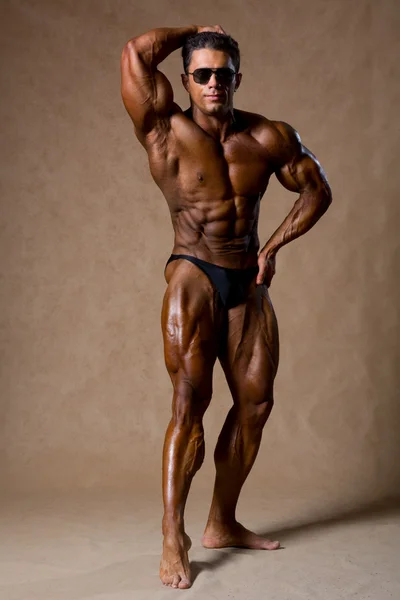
top-left (208, 72), bottom-right (220, 88)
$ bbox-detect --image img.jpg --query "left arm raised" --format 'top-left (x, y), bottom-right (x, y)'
top-left (257, 122), bottom-right (332, 285)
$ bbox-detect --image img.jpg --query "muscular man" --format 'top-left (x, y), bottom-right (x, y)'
top-left (120, 25), bottom-right (332, 589)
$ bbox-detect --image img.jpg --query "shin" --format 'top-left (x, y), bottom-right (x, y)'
top-left (207, 394), bottom-right (274, 525)
top-left (162, 379), bottom-right (211, 534)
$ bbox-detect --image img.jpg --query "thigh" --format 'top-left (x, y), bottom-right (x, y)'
top-left (218, 281), bottom-right (279, 405)
top-left (162, 259), bottom-right (224, 407)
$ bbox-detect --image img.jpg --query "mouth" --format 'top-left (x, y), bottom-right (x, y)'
top-left (206, 94), bottom-right (225, 101)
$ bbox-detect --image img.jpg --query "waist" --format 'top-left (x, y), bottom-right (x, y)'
top-left (167, 250), bottom-right (259, 272)
top-left (165, 254), bottom-right (259, 278)
top-left (171, 238), bottom-right (259, 270)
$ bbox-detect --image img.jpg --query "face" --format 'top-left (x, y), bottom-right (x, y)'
top-left (182, 48), bottom-right (242, 116)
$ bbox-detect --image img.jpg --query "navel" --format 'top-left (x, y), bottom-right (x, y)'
top-left (197, 172), bottom-right (204, 182)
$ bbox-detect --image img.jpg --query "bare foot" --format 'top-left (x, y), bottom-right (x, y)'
top-left (160, 532), bottom-right (192, 589)
top-left (202, 521), bottom-right (280, 550)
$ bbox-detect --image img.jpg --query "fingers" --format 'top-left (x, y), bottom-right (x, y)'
top-left (197, 25), bottom-right (226, 35)
top-left (256, 256), bottom-right (266, 285)
top-left (256, 273), bottom-right (265, 285)
top-left (257, 254), bottom-right (276, 286)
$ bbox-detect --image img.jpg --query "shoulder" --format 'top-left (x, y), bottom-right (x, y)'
top-left (236, 111), bottom-right (303, 164)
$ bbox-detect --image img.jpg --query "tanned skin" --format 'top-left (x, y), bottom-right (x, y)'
top-left (121, 25), bottom-right (332, 589)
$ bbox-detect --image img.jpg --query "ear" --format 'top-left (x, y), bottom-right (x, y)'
top-left (234, 73), bottom-right (242, 92)
top-left (181, 73), bottom-right (190, 93)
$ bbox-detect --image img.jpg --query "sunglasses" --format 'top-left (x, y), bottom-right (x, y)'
top-left (187, 67), bottom-right (237, 85)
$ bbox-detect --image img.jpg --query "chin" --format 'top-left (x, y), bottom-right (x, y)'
top-left (203, 103), bottom-right (229, 116)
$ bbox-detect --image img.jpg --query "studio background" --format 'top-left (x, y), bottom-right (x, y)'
top-left (1, 0), bottom-right (399, 517)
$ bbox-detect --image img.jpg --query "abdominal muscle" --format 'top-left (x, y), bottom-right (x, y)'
top-left (147, 113), bottom-right (271, 269)
top-left (168, 194), bottom-right (262, 269)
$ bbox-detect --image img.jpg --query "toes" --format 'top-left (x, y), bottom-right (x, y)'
top-left (265, 539), bottom-right (280, 550)
top-left (178, 578), bottom-right (192, 589)
top-left (161, 574), bottom-right (174, 587)
top-left (171, 574), bottom-right (180, 588)
top-left (161, 572), bottom-right (191, 589)
top-left (160, 568), bottom-right (179, 588)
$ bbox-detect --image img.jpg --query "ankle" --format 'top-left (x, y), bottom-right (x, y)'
top-left (206, 512), bottom-right (237, 528)
top-left (162, 514), bottom-right (185, 537)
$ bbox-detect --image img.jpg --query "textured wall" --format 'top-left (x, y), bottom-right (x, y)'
top-left (1, 0), bottom-right (399, 509)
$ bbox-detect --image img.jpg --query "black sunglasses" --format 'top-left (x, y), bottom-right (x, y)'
top-left (187, 67), bottom-right (236, 85)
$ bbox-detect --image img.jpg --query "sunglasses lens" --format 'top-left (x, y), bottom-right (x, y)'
top-left (192, 68), bottom-right (235, 84)
top-left (217, 69), bottom-right (235, 84)
top-left (193, 69), bottom-right (211, 84)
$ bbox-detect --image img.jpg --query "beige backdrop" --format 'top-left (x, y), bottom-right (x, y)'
top-left (1, 0), bottom-right (399, 515)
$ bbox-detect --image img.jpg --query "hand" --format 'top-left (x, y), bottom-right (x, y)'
top-left (197, 25), bottom-right (227, 35)
top-left (256, 251), bottom-right (276, 287)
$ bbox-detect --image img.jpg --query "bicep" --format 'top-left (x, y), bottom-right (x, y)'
top-left (276, 148), bottom-right (329, 195)
top-left (274, 124), bottom-right (330, 195)
top-left (120, 40), bottom-right (175, 135)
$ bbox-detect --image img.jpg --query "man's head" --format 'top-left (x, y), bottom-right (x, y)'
top-left (182, 32), bottom-right (240, 74)
top-left (181, 32), bottom-right (242, 116)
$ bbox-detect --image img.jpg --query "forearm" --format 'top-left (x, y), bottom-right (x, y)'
top-left (261, 189), bottom-right (332, 256)
top-left (130, 26), bottom-right (197, 67)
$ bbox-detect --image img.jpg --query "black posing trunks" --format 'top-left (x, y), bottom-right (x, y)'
top-left (165, 254), bottom-right (259, 310)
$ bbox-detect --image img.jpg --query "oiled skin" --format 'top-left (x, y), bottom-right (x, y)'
top-left (121, 25), bottom-right (332, 589)
top-left (148, 106), bottom-right (270, 268)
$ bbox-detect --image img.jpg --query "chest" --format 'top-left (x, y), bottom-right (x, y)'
top-left (148, 122), bottom-right (273, 198)
top-left (178, 132), bottom-right (272, 197)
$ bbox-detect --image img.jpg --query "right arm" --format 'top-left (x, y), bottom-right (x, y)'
top-left (120, 26), bottom-right (197, 143)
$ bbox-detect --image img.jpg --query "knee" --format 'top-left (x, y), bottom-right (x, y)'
top-left (240, 394), bottom-right (274, 429)
top-left (172, 378), bottom-right (212, 428)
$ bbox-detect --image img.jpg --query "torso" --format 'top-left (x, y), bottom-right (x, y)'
top-left (143, 108), bottom-right (284, 269)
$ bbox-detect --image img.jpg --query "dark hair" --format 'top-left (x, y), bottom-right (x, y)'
top-left (182, 32), bottom-right (240, 74)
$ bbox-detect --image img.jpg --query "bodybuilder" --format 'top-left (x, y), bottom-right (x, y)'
top-left (121, 25), bottom-right (332, 589)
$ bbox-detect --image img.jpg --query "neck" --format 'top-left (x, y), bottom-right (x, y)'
top-left (190, 104), bottom-right (236, 142)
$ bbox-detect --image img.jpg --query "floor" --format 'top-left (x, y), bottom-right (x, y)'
top-left (0, 490), bottom-right (399, 600)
